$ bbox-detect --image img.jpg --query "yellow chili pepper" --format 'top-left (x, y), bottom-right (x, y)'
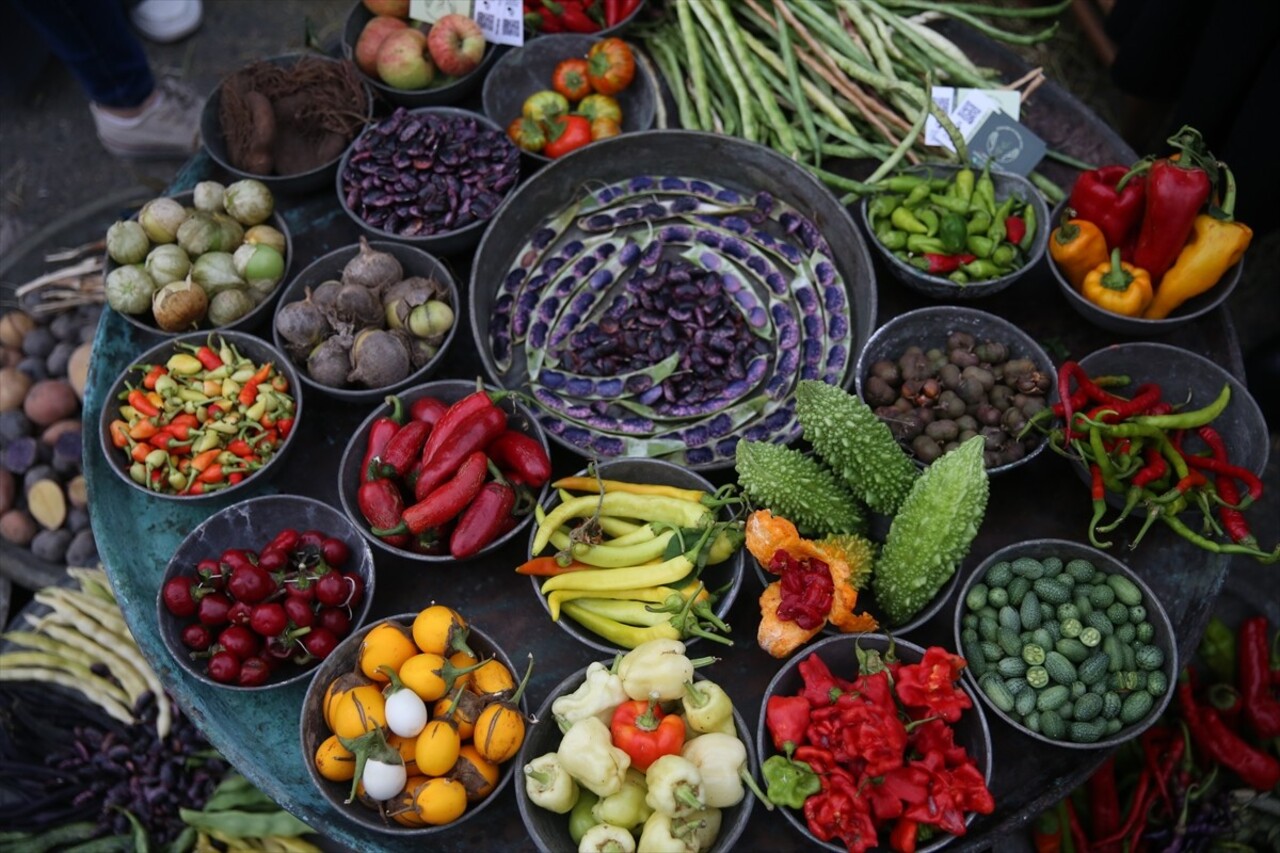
top-left (1049, 208), bottom-right (1109, 290)
top-left (1143, 205), bottom-right (1252, 319)
top-left (551, 477), bottom-right (707, 504)
top-left (540, 555), bottom-right (696, 594)
top-left (533, 494), bottom-right (712, 553)
top-left (1082, 248), bottom-right (1153, 317)
top-left (165, 353), bottom-right (204, 375)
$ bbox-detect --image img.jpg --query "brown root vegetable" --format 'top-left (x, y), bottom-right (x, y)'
top-left (332, 282), bottom-right (385, 328)
top-left (342, 237), bottom-right (403, 292)
top-left (275, 293), bottom-right (331, 352)
top-left (41, 419), bottom-right (81, 446)
top-left (307, 337), bottom-right (353, 388)
top-left (0, 311), bottom-right (35, 348)
top-left (0, 469), bottom-right (13, 514)
top-left (242, 90), bottom-right (276, 175)
top-left (310, 279), bottom-right (343, 315)
top-left (67, 342), bottom-right (92, 400)
top-left (0, 508), bottom-right (37, 546)
top-left (153, 278), bottom-right (209, 332)
top-left (0, 366), bottom-right (31, 412)
top-left (22, 379), bottom-right (78, 426)
top-left (347, 328), bottom-right (411, 389)
top-left (66, 474), bottom-right (88, 508)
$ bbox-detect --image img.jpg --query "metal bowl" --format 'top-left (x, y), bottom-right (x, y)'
top-left (526, 458), bottom-right (744, 654)
top-left (337, 379), bottom-right (551, 564)
top-left (524, 0), bottom-right (649, 39)
top-left (858, 163), bottom-right (1050, 301)
top-left (954, 538), bottom-right (1177, 750)
top-left (105, 191), bottom-right (293, 340)
top-left (481, 33), bottom-right (657, 167)
top-left (270, 240), bottom-right (460, 404)
top-left (515, 660), bottom-right (756, 853)
top-left (336, 106), bottom-right (519, 256)
top-left (156, 494), bottom-right (375, 690)
top-left (1067, 342), bottom-right (1268, 511)
top-left (200, 53), bottom-right (373, 196)
top-left (300, 612), bottom-right (523, 834)
top-left (97, 330), bottom-right (302, 502)
top-left (854, 305), bottom-right (1057, 476)
top-left (758, 633), bottom-right (994, 851)
top-left (468, 129), bottom-right (878, 470)
top-left (340, 2), bottom-right (503, 108)
top-left (1046, 200), bottom-right (1244, 335)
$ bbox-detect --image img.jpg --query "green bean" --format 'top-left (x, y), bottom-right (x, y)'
top-left (881, 0), bottom-right (1063, 44)
top-left (862, 0), bottom-right (990, 87)
top-left (926, 96), bottom-right (968, 163)
top-left (712, 0), bottom-right (800, 156)
top-left (692, 22), bottom-right (742, 136)
top-left (865, 86), bottom-right (933, 184)
top-left (675, 0), bottom-right (713, 130)
top-left (738, 27), bottom-right (862, 140)
top-left (841, 0), bottom-right (899, 82)
top-left (1045, 148), bottom-right (1099, 172)
top-left (688, 0), bottom-right (757, 140)
top-left (775, 5), bottom-right (822, 165)
top-left (886, 0), bottom-right (1072, 18)
top-left (1030, 171), bottom-right (1067, 205)
top-left (648, 34), bottom-right (696, 131)
top-left (790, 0), bottom-right (880, 77)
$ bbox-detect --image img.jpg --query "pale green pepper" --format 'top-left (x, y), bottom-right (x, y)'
top-left (637, 811), bottom-right (699, 853)
top-left (674, 807), bottom-right (723, 852)
top-left (552, 661), bottom-right (629, 731)
top-left (568, 790), bottom-right (600, 845)
top-left (680, 733), bottom-right (769, 810)
top-left (558, 717), bottom-right (631, 798)
top-left (680, 680), bottom-right (734, 734)
top-left (577, 822), bottom-right (636, 853)
top-left (591, 768), bottom-right (652, 832)
top-left (644, 754), bottom-right (705, 818)
top-left (524, 752), bottom-right (578, 814)
top-left (619, 639), bottom-right (712, 702)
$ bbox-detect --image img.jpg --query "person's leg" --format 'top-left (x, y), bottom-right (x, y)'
top-left (7, 0), bottom-right (154, 109)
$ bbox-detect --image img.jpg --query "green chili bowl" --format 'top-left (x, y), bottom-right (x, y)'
top-left (299, 612), bottom-right (524, 835)
top-left (96, 330), bottom-right (303, 503)
top-left (953, 539), bottom-right (1177, 751)
top-left (758, 633), bottom-right (994, 853)
top-left (524, 458), bottom-right (745, 656)
top-left (857, 163), bottom-right (1050, 301)
top-left (515, 659), bottom-right (757, 853)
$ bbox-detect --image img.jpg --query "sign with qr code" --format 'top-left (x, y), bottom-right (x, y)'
top-left (474, 0), bottom-right (524, 45)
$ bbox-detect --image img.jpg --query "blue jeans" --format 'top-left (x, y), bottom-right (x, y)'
top-left (6, 0), bottom-right (153, 108)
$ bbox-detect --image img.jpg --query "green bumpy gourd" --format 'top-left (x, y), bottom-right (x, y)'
top-left (794, 379), bottom-right (918, 515)
top-left (872, 435), bottom-right (990, 626)
top-left (734, 439), bottom-right (867, 536)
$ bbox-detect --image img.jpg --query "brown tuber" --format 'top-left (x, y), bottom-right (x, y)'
top-left (23, 379), bottom-right (78, 426)
top-left (0, 312), bottom-right (35, 348)
top-left (0, 367), bottom-right (31, 412)
top-left (0, 508), bottom-right (37, 546)
top-left (347, 327), bottom-right (410, 389)
top-left (306, 337), bottom-right (353, 388)
top-left (342, 237), bottom-right (402, 293)
top-left (67, 342), bottom-right (92, 399)
top-left (26, 478), bottom-right (66, 530)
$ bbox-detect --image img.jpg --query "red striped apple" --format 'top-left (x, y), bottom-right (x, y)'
top-left (376, 28), bottom-right (435, 90)
top-left (426, 14), bottom-right (486, 78)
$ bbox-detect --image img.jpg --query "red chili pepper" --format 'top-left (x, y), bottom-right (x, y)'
top-left (238, 362), bottom-right (273, 407)
top-left (142, 364), bottom-right (167, 390)
top-left (1086, 755), bottom-right (1121, 848)
top-left (1129, 127), bottom-right (1216, 281)
top-left (618, 0), bottom-right (641, 18)
top-left (920, 252), bottom-right (976, 274)
top-left (378, 420), bottom-right (432, 479)
top-left (1066, 164), bottom-right (1147, 253)
top-left (1056, 361), bottom-right (1127, 442)
top-left (389, 451), bottom-right (489, 537)
top-left (413, 405), bottom-right (508, 502)
top-left (127, 388), bottom-right (160, 418)
top-left (362, 396), bottom-right (406, 478)
top-left (485, 430), bottom-right (551, 489)
top-left (1005, 216), bottom-right (1026, 246)
top-left (765, 694), bottom-right (811, 755)
top-left (1085, 382), bottom-right (1162, 423)
top-left (449, 480), bottom-right (516, 559)
top-left (195, 345), bottom-right (223, 371)
top-left (418, 389), bottom-right (498, 469)
top-left (1239, 617), bottom-right (1280, 739)
top-left (609, 697), bottom-right (686, 772)
top-left (226, 438), bottom-right (255, 458)
top-left (409, 395), bottom-right (449, 427)
top-left (1179, 674), bottom-right (1280, 791)
top-left (276, 417), bottom-right (294, 439)
top-left (604, 0), bottom-right (620, 26)
top-left (556, 0), bottom-right (601, 32)
top-left (357, 477), bottom-right (409, 547)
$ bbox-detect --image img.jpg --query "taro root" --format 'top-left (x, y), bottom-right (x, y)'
top-left (347, 328), bottom-right (410, 389)
top-left (306, 337), bottom-right (353, 388)
top-left (341, 237), bottom-right (402, 292)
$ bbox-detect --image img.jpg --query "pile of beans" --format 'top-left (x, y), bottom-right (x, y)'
top-left (862, 329), bottom-right (1051, 469)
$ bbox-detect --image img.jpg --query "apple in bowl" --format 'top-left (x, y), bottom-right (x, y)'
top-left (427, 13), bottom-right (486, 78)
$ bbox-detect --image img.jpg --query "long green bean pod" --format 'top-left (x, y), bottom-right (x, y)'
top-left (712, 0), bottom-right (800, 157)
top-left (674, 0), bottom-right (713, 130)
top-left (774, 4), bottom-right (821, 164)
top-left (688, 0), bottom-right (758, 141)
top-left (647, 34), bottom-right (695, 131)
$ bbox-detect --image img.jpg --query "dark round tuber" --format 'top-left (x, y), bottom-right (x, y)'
top-left (306, 337), bottom-right (353, 388)
top-left (341, 237), bottom-right (403, 293)
top-left (0, 508), bottom-right (37, 546)
top-left (347, 328), bottom-right (410, 389)
top-left (30, 527), bottom-right (73, 563)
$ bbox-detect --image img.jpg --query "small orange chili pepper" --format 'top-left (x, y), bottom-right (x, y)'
top-left (238, 362), bottom-right (274, 407)
top-left (109, 420), bottom-right (131, 448)
top-left (226, 438), bottom-right (254, 458)
top-left (196, 463), bottom-right (225, 484)
top-left (142, 364), bottom-right (167, 390)
top-left (190, 448), bottom-right (221, 473)
top-left (127, 388), bottom-right (160, 418)
top-left (131, 442), bottom-right (156, 463)
top-left (128, 419), bottom-right (160, 441)
top-left (185, 481), bottom-right (205, 496)
top-left (203, 378), bottom-right (222, 397)
top-left (270, 374), bottom-right (289, 393)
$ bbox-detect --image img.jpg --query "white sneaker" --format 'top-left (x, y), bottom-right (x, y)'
top-left (131, 0), bottom-right (203, 44)
top-left (90, 77), bottom-right (203, 159)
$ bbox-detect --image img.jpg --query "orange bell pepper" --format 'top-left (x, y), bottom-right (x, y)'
top-left (1049, 208), bottom-right (1109, 290)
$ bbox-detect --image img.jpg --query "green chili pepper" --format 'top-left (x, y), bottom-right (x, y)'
top-left (880, 174), bottom-right (928, 193)
top-left (954, 166), bottom-right (976, 203)
top-left (906, 234), bottom-right (947, 255)
top-left (868, 193), bottom-right (904, 221)
top-left (966, 234), bottom-right (995, 259)
top-left (929, 193), bottom-right (972, 214)
top-left (1019, 201), bottom-right (1037, 252)
top-left (915, 207), bottom-right (940, 237)
top-left (761, 754), bottom-right (821, 809)
top-left (1131, 384), bottom-right (1231, 430)
top-left (891, 206), bottom-right (929, 234)
top-left (902, 182), bottom-right (932, 209)
top-left (939, 212), bottom-right (968, 253)
top-left (966, 209), bottom-right (992, 235)
top-left (972, 162), bottom-right (996, 215)
top-left (875, 225), bottom-right (908, 251)
top-left (961, 258), bottom-right (1003, 280)
top-left (991, 243), bottom-right (1019, 268)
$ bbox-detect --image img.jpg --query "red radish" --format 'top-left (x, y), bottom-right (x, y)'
top-left (162, 576), bottom-right (198, 618)
top-left (206, 650), bottom-right (241, 684)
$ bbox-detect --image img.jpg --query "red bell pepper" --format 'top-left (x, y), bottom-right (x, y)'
top-left (609, 697), bottom-right (685, 772)
top-left (485, 430), bottom-right (551, 488)
top-left (1128, 126), bottom-right (1215, 282)
top-left (1066, 164), bottom-right (1147, 253)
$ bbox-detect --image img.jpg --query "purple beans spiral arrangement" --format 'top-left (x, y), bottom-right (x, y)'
top-left (340, 108), bottom-right (519, 238)
top-left (489, 176), bottom-right (856, 466)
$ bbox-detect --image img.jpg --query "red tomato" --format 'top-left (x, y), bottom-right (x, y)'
top-left (551, 57), bottom-right (592, 101)
top-left (543, 114), bottom-right (593, 158)
top-left (585, 37), bottom-right (635, 96)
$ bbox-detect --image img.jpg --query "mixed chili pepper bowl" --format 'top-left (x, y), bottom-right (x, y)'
top-left (340, 2), bottom-right (503, 109)
top-left (514, 660), bottom-right (757, 853)
top-left (270, 240), bottom-right (461, 404)
top-left (1046, 200), bottom-right (1244, 336)
top-left (337, 379), bottom-right (552, 564)
top-left (858, 163), bottom-right (1049, 301)
top-left (1070, 342), bottom-right (1269, 513)
top-left (854, 305), bottom-right (1056, 478)
top-left (97, 330), bottom-right (303, 502)
top-left (299, 615), bottom-right (522, 835)
top-left (953, 538), bottom-right (1177, 751)
top-left (757, 632), bottom-right (994, 853)
top-left (524, 0), bottom-right (649, 40)
top-left (156, 494), bottom-right (376, 691)
top-left (525, 458), bottom-right (745, 655)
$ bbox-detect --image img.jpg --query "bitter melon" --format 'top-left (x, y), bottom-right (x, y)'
top-left (794, 379), bottom-right (918, 515)
top-left (872, 434), bottom-right (990, 626)
top-left (734, 439), bottom-right (867, 536)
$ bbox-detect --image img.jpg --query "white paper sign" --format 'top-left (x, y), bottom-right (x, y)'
top-left (473, 0), bottom-right (525, 45)
top-left (924, 86), bottom-right (1022, 151)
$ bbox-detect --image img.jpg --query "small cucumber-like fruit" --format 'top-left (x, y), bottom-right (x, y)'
top-left (1036, 684), bottom-right (1071, 712)
top-left (1043, 650), bottom-right (1078, 686)
top-left (1078, 652), bottom-right (1111, 686)
top-left (980, 672), bottom-right (1016, 713)
top-left (1120, 689), bottom-right (1154, 724)
top-left (1107, 573), bottom-right (1144, 606)
top-left (1033, 577), bottom-right (1072, 605)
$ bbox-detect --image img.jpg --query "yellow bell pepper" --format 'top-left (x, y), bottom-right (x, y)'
top-left (1049, 208), bottom-right (1109, 290)
top-left (1144, 164), bottom-right (1253, 319)
top-left (1082, 248), bottom-right (1153, 317)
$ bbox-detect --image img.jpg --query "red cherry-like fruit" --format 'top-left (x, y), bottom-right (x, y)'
top-left (237, 656), bottom-right (273, 687)
top-left (162, 576), bottom-right (198, 618)
top-left (206, 650), bottom-right (242, 684)
top-left (181, 622), bottom-right (212, 651)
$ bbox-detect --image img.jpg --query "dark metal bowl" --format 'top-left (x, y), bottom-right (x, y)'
top-left (954, 538), bottom-right (1177, 750)
top-left (515, 661), bottom-right (756, 853)
top-left (105, 191), bottom-right (293, 340)
top-left (758, 633), bottom-right (993, 851)
top-left (156, 494), bottom-right (375, 690)
top-left (97, 330), bottom-right (302, 503)
top-left (300, 613), bottom-right (523, 834)
top-left (337, 379), bottom-right (551, 564)
top-left (468, 129), bottom-right (878, 470)
top-left (336, 106), bottom-right (517, 256)
top-left (854, 305), bottom-right (1057, 477)
top-left (481, 33), bottom-right (657, 167)
top-left (525, 458), bottom-right (744, 654)
top-left (1046, 200), bottom-right (1244, 335)
top-left (858, 163), bottom-right (1050, 301)
top-left (199, 54), bottom-right (373, 196)
top-left (340, 2), bottom-right (503, 108)
top-left (270, 240), bottom-right (460, 404)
